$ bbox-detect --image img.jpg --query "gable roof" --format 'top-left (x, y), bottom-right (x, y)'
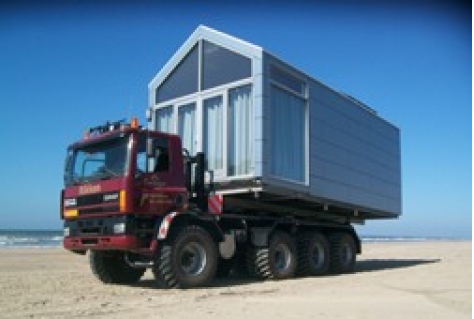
top-left (149, 25), bottom-right (263, 91)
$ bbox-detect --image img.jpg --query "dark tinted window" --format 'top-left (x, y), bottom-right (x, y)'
top-left (270, 65), bottom-right (305, 96)
top-left (156, 44), bottom-right (199, 103)
top-left (202, 40), bottom-right (251, 90)
top-left (66, 135), bottom-right (131, 186)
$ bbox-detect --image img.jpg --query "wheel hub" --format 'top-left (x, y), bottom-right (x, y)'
top-left (310, 242), bottom-right (325, 268)
top-left (274, 243), bottom-right (291, 272)
top-left (179, 242), bottom-right (207, 275)
top-left (341, 243), bottom-right (353, 266)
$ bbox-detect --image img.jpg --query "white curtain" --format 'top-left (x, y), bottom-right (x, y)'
top-left (204, 96), bottom-right (223, 171)
top-left (228, 85), bottom-right (252, 176)
top-left (178, 103), bottom-right (196, 155)
top-left (156, 106), bottom-right (173, 133)
top-left (270, 86), bottom-right (305, 182)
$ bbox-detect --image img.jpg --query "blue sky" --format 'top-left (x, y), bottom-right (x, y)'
top-left (0, 1), bottom-right (471, 238)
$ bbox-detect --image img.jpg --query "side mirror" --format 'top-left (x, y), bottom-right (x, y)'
top-left (145, 108), bottom-right (152, 122)
top-left (146, 138), bottom-right (155, 157)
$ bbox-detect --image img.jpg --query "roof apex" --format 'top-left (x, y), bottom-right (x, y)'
top-left (194, 25), bottom-right (262, 53)
top-left (149, 25), bottom-right (262, 90)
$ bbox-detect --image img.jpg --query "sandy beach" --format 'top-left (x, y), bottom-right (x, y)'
top-left (0, 241), bottom-right (471, 319)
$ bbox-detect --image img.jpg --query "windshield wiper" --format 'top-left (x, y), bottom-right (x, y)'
top-left (101, 167), bottom-right (119, 177)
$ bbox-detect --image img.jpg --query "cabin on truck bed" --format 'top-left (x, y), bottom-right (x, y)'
top-left (147, 25), bottom-right (401, 224)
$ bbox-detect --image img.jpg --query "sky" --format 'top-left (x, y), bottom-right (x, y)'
top-left (0, 1), bottom-right (471, 238)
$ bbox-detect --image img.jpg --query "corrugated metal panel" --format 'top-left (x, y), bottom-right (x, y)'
top-left (308, 80), bottom-right (401, 215)
top-left (260, 52), bottom-right (401, 217)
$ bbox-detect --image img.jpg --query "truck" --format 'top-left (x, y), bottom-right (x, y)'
top-left (61, 118), bottom-right (399, 288)
top-left (61, 26), bottom-right (401, 288)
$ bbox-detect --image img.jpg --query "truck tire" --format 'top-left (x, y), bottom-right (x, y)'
top-left (246, 246), bottom-right (271, 279)
top-left (247, 231), bottom-right (297, 280)
top-left (297, 232), bottom-right (330, 276)
top-left (329, 232), bottom-right (357, 274)
top-left (89, 251), bottom-right (145, 284)
top-left (153, 225), bottom-right (218, 288)
top-left (268, 231), bottom-right (297, 279)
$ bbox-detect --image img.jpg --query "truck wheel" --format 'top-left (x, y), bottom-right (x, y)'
top-left (153, 226), bottom-right (218, 288)
top-left (246, 246), bottom-right (271, 279)
top-left (329, 232), bottom-right (357, 274)
top-left (247, 231), bottom-right (297, 280)
top-left (89, 251), bottom-right (145, 284)
top-left (268, 231), bottom-right (297, 279)
top-left (297, 232), bottom-right (330, 276)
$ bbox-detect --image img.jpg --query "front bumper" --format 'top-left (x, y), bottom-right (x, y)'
top-left (63, 215), bottom-right (152, 252)
top-left (63, 235), bottom-right (139, 251)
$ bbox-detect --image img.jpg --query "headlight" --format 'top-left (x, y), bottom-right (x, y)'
top-left (113, 223), bottom-right (126, 234)
top-left (63, 227), bottom-right (70, 237)
top-left (64, 198), bottom-right (77, 207)
top-left (103, 193), bottom-right (119, 202)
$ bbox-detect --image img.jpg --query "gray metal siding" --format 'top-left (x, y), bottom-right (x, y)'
top-left (309, 80), bottom-right (401, 215)
top-left (260, 53), bottom-right (401, 216)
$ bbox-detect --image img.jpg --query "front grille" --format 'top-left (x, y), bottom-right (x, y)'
top-left (64, 215), bottom-right (134, 236)
top-left (79, 205), bottom-right (119, 216)
top-left (77, 192), bottom-right (119, 206)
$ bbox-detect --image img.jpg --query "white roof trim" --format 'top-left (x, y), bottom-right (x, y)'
top-left (148, 25), bottom-right (263, 91)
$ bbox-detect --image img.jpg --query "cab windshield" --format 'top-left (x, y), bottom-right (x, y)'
top-left (65, 134), bottom-right (131, 186)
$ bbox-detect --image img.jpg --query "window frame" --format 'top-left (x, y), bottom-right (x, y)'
top-left (201, 40), bottom-right (252, 91)
top-left (268, 64), bottom-right (309, 185)
top-left (152, 80), bottom-right (254, 181)
top-left (202, 93), bottom-right (226, 178)
top-left (155, 43), bottom-right (200, 104)
top-left (177, 101), bottom-right (197, 156)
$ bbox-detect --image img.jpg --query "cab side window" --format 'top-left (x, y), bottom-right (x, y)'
top-left (137, 133), bottom-right (170, 174)
top-left (136, 151), bottom-right (147, 173)
top-left (154, 147), bottom-right (170, 172)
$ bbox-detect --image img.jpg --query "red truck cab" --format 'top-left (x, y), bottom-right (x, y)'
top-left (61, 119), bottom-right (187, 254)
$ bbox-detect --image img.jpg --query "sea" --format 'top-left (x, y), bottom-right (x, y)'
top-left (0, 229), bottom-right (466, 249)
top-left (0, 230), bottom-right (63, 249)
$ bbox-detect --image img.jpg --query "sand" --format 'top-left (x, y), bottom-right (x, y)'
top-left (0, 241), bottom-right (471, 319)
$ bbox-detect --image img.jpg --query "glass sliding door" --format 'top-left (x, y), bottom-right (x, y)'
top-left (270, 85), bottom-right (306, 182)
top-left (203, 96), bottom-right (224, 173)
top-left (157, 83), bottom-right (253, 179)
top-left (156, 106), bottom-right (173, 133)
top-left (228, 85), bottom-right (252, 176)
top-left (178, 102), bottom-right (196, 155)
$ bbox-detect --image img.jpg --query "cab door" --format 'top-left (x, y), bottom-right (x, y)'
top-left (133, 132), bottom-right (186, 215)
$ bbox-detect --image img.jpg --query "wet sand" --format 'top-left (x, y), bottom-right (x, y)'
top-left (0, 241), bottom-right (471, 318)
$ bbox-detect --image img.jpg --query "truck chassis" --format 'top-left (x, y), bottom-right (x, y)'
top-left (68, 210), bottom-right (360, 288)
